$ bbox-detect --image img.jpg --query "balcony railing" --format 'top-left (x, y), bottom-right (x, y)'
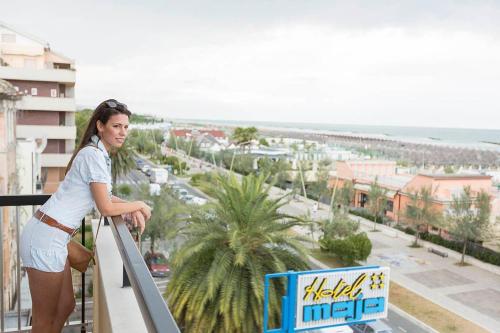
top-left (0, 195), bottom-right (180, 333)
top-left (0, 66), bottom-right (76, 84)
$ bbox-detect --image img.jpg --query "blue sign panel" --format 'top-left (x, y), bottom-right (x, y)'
top-left (263, 266), bottom-right (390, 333)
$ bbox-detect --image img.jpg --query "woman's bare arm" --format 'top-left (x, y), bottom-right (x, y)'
top-left (111, 195), bottom-right (127, 203)
top-left (91, 183), bottom-right (150, 218)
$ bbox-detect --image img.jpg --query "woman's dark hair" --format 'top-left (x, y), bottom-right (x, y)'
top-left (65, 99), bottom-right (132, 174)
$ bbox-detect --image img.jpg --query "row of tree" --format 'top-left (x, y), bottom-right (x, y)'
top-left (333, 178), bottom-right (493, 265)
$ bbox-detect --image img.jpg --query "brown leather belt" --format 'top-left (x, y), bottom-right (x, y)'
top-left (34, 210), bottom-right (77, 236)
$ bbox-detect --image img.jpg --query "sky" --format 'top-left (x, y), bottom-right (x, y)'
top-left (3, 0), bottom-right (500, 129)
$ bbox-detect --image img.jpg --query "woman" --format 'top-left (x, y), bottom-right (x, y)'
top-left (20, 99), bottom-right (151, 333)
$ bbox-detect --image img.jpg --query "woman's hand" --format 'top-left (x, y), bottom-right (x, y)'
top-left (131, 210), bottom-right (146, 234)
top-left (136, 201), bottom-right (152, 221)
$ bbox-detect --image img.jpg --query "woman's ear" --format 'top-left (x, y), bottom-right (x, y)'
top-left (96, 120), bottom-right (104, 133)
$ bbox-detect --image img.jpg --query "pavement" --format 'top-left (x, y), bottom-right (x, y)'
top-left (268, 187), bottom-right (500, 333)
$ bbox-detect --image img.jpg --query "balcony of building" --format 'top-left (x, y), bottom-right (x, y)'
top-left (17, 96), bottom-right (76, 112)
top-left (40, 153), bottom-right (72, 168)
top-left (16, 125), bottom-right (76, 140)
top-left (0, 194), bottom-right (180, 333)
top-left (0, 66), bottom-right (75, 84)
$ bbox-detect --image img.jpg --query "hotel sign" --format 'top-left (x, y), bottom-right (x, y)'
top-left (263, 266), bottom-right (390, 333)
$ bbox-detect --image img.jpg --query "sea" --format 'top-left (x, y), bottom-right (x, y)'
top-left (173, 119), bottom-right (500, 153)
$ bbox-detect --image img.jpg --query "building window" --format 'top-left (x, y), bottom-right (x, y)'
top-left (31, 88), bottom-right (38, 96)
top-left (50, 89), bottom-right (57, 97)
top-left (386, 200), bottom-right (394, 212)
top-left (360, 193), bottom-right (368, 208)
top-left (1, 33), bottom-right (16, 43)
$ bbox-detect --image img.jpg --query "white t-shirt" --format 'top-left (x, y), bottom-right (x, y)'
top-left (39, 135), bottom-right (112, 229)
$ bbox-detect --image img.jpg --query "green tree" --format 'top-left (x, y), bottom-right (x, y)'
top-left (231, 127), bottom-right (259, 150)
top-left (75, 109), bottom-right (93, 147)
top-left (333, 180), bottom-right (355, 215)
top-left (136, 184), bottom-right (188, 253)
top-left (309, 164), bottom-right (330, 206)
top-left (321, 214), bottom-right (360, 240)
top-left (405, 186), bottom-right (442, 247)
top-left (229, 127), bottom-right (259, 171)
top-left (116, 184), bottom-right (132, 198)
top-left (259, 138), bottom-right (269, 147)
top-left (319, 215), bottom-right (371, 265)
top-left (444, 165), bottom-right (455, 174)
top-left (110, 140), bottom-right (136, 185)
top-left (166, 174), bottom-right (309, 333)
top-left (448, 186), bottom-right (492, 265)
top-left (367, 178), bottom-right (388, 231)
top-left (291, 172), bottom-right (303, 198)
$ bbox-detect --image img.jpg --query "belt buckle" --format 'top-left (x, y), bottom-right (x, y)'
top-left (70, 228), bottom-right (79, 237)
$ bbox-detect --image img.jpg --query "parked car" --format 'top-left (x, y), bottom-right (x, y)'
top-left (177, 189), bottom-right (189, 198)
top-left (149, 168), bottom-right (168, 184)
top-left (141, 164), bottom-right (151, 174)
top-left (144, 252), bottom-right (170, 278)
top-left (136, 159), bottom-right (144, 169)
top-left (171, 185), bottom-right (181, 193)
top-left (312, 326), bottom-right (353, 333)
top-left (192, 197), bottom-right (207, 205)
top-left (351, 321), bottom-right (392, 333)
top-left (182, 194), bottom-right (195, 203)
top-left (149, 183), bottom-right (161, 196)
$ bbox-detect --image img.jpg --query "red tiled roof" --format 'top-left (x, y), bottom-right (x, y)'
top-left (171, 129), bottom-right (191, 137)
top-left (171, 129), bottom-right (226, 138)
top-left (199, 130), bottom-right (226, 138)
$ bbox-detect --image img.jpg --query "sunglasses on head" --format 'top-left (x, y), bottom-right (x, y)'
top-left (104, 100), bottom-right (128, 110)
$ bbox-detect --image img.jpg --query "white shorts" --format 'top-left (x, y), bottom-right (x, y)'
top-left (20, 216), bottom-right (71, 273)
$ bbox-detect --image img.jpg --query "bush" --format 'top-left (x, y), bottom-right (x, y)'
top-left (320, 232), bottom-right (372, 265)
top-left (349, 207), bottom-right (390, 224)
top-left (117, 184), bottom-right (132, 197)
top-left (190, 172), bottom-right (217, 187)
top-left (419, 232), bottom-right (500, 266)
top-left (394, 224), bottom-right (416, 236)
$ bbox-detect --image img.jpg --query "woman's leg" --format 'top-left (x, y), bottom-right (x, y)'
top-left (27, 267), bottom-right (64, 333)
top-left (53, 260), bottom-right (76, 332)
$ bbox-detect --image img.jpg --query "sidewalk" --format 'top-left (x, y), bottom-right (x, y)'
top-left (272, 187), bottom-right (500, 333)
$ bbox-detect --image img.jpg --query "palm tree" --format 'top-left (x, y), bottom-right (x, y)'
top-left (367, 178), bottom-right (388, 231)
top-left (405, 186), bottom-right (442, 247)
top-left (231, 127), bottom-right (258, 151)
top-left (110, 140), bottom-right (136, 185)
top-left (229, 127), bottom-right (259, 172)
top-left (166, 174), bottom-right (310, 333)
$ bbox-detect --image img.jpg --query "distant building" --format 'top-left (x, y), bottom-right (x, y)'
top-left (170, 128), bottom-right (227, 139)
top-left (0, 22), bottom-right (76, 193)
top-left (0, 78), bottom-right (21, 309)
top-left (329, 159), bottom-right (500, 242)
top-left (198, 134), bottom-right (225, 153)
top-left (169, 128), bottom-right (229, 149)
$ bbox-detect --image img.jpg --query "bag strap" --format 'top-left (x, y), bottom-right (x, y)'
top-left (86, 140), bottom-right (103, 249)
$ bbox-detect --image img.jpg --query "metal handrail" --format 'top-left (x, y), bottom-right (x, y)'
top-left (109, 215), bottom-right (180, 333)
top-left (0, 195), bottom-right (180, 333)
top-left (0, 195), bottom-right (90, 332)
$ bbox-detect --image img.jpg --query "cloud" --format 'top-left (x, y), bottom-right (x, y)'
top-left (76, 22), bottom-right (500, 128)
top-left (3, 1), bottom-right (500, 128)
